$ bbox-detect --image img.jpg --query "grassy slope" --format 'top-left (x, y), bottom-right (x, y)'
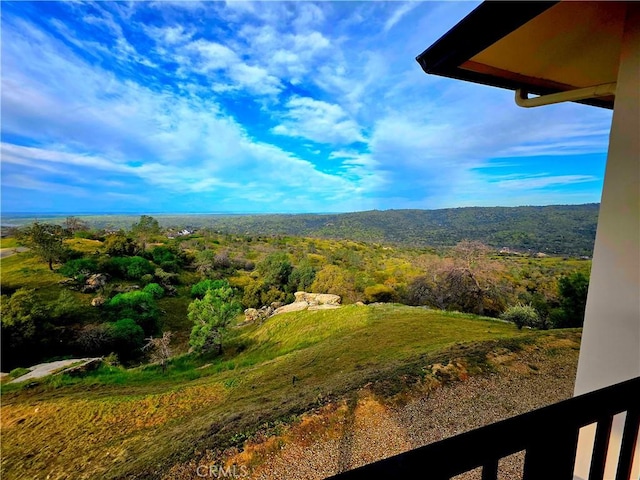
top-left (1, 304), bottom-right (536, 480)
top-left (0, 252), bottom-right (61, 292)
top-left (0, 237), bottom-right (19, 249)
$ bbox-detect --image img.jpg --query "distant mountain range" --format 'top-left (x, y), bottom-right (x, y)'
top-left (1, 204), bottom-right (599, 256)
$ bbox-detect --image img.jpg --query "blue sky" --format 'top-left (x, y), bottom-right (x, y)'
top-left (1, 1), bottom-right (612, 214)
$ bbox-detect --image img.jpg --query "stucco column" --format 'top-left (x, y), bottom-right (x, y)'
top-left (573, 4), bottom-right (639, 479)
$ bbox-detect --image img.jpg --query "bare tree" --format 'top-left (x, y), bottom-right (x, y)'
top-left (64, 216), bottom-right (89, 234)
top-left (408, 241), bottom-right (510, 316)
top-left (143, 331), bottom-right (172, 373)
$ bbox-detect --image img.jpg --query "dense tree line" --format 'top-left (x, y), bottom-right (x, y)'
top-left (1, 215), bottom-right (592, 370)
top-left (3, 204), bottom-right (599, 256)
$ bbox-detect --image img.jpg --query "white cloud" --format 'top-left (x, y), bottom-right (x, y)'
top-left (143, 25), bottom-right (193, 45)
top-left (384, 2), bottom-right (420, 33)
top-left (187, 39), bottom-right (238, 72)
top-left (0, 1), bottom-right (614, 212)
top-left (272, 96), bottom-right (366, 145)
top-left (491, 174), bottom-right (598, 190)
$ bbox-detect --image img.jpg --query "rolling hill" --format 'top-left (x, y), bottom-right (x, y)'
top-left (1, 204), bottom-right (599, 256)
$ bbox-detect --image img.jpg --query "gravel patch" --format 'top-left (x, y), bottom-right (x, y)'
top-left (164, 335), bottom-right (580, 480)
top-left (247, 341), bottom-right (579, 480)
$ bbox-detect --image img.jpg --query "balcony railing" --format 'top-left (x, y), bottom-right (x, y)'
top-left (328, 376), bottom-right (639, 480)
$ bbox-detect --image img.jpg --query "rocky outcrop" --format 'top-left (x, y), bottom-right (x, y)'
top-left (307, 304), bottom-right (341, 311)
top-left (244, 304), bottom-right (277, 323)
top-left (82, 274), bottom-right (108, 293)
top-left (273, 292), bottom-right (342, 316)
top-left (293, 292), bottom-right (341, 306)
top-left (274, 302), bottom-right (311, 315)
top-left (242, 293), bottom-right (344, 321)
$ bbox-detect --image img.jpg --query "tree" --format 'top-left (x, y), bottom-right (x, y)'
top-left (553, 272), bottom-right (590, 328)
top-left (103, 232), bottom-right (139, 256)
top-left (191, 279), bottom-right (229, 298)
top-left (63, 216), bottom-right (89, 235)
top-left (131, 215), bottom-right (161, 251)
top-left (107, 291), bottom-right (160, 335)
top-left (310, 264), bottom-right (357, 303)
top-left (407, 242), bottom-right (510, 316)
top-left (1, 289), bottom-right (50, 368)
top-left (194, 249), bottom-right (216, 277)
top-left (188, 285), bottom-right (241, 354)
top-left (501, 304), bottom-right (543, 329)
top-left (257, 252), bottom-right (293, 290)
top-left (288, 260), bottom-right (316, 292)
top-left (107, 318), bottom-right (146, 361)
top-left (143, 331), bottom-right (172, 373)
top-left (18, 222), bottom-right (70, 270)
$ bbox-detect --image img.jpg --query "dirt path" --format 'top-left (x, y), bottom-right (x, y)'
top-left (0, 247), bottom-right (28, 258)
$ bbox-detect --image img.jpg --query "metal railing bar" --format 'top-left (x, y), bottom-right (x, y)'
top-left (481, 459), bottom-right (499, 480)
top-left (615, 408), bottom-right (640, 480)
top-left (588, 415), bottom-right (614, 480)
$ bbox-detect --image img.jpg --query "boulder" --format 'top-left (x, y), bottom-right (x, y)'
top-left (91, 296), bottom-right (106, 307)
top-left (274, 302), bottom-right (311, 315)
top-left (82, 273), bottom-right (108, 293)
top-left (244, 308), bottom-right (260, 322)
top-left (294, 292), bottom-right (341, 305)
top-left (244, 306), bottom-right (274, 323)
top-left (308, 304), bottom-right (341, 311)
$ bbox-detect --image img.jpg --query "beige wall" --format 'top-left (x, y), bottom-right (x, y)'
top-left (574, 2), bottom-right (639, 397)
top-left (573, 4), bottom-right (639, 479)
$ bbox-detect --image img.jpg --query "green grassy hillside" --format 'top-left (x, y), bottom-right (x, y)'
top-left (1, 304), bottom-right (578, 479)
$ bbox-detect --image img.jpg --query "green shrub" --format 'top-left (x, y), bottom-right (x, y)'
top-left (154, 268), bottom-right (178, 285)
top-left (553, 272), bottom-right (589, 328)
top-left (191, 279), bottom-right (229, 298)
top-left (142, 283), bottom-right (164, 299)
top-left (9, 367), bottom-right (30, 379)
top-left (106, 318), bottom-right (145, 361)
top-left (103, 233), bottom-right (139, 256)
top-left (59, 258), bottom-right (99, 279)
top-left (261, 287), bottom-right (287, 306)
top-left (103, 256), bottom-right (153, 280)
top-left (125, 256), bottom-right (155, 279)
top-left (501, 304), bottom-right (541, 329)
top-left (107, 291), bottom-right (160, 335)
top-left (150, 246), bottom-right (177, 265)
top-left (364, 284), bottom-right (396, 303)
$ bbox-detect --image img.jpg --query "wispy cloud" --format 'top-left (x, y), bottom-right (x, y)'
top-left (491, 174), bottom-right (598, 190)
top-left (272, 96), bottom-right (366, 145)
top-left (0, 1), bottom-right (612, 213)
top-left (384, 2), bottom-right (420, 32)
